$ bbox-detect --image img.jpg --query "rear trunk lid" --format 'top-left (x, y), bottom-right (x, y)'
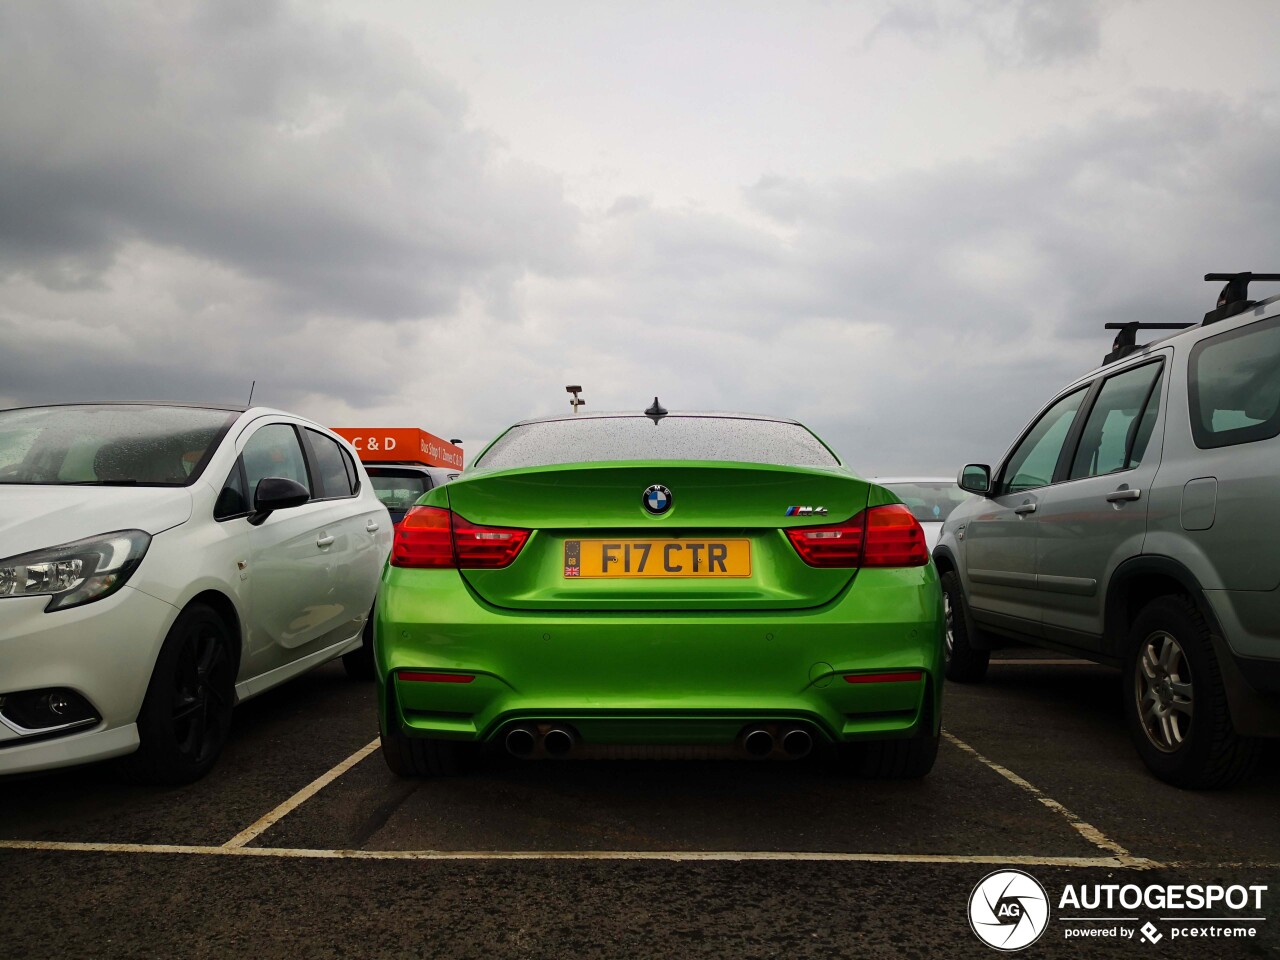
top-left (444, 462), bottom-right (869, 611)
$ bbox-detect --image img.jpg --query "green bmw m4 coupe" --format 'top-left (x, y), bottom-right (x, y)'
top-left (376, 408), bottom-right (944, 778)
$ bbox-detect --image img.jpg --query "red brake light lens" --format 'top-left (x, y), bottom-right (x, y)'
top-left (451, 513), bottom-right (530, 568)
top-left (861, 503), bottom-right (929, 567)
top-left (785, 515), bottom-right (867, 567)
top-left (785, 504), bottom-right (928, 568)
top-left (391, 506), bottom-right (529, 569)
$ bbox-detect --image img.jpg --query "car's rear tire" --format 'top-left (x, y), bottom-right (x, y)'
top-left (1123, 595), bottom-right (1261, 789)
top-left (844, 731), bottom-right (939, 779)
top-left (379, 682), bottom-right (471, 777)
top-left (941, 570), bottom-right (989, 683)
top-left (117, 603), bottom-right (236, 785)
top-left (342, 610), bottom-right (376, 681)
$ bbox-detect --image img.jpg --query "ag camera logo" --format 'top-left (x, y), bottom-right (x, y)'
top-left (969, 869), bottom-right (1050, 951)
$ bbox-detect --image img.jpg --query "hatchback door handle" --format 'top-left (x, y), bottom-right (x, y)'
top-left (1106, 488), bottom-right (1142, 502)
top-left (316, 534), bottom-right (335, 548)
top-left (366, 520), bottom-right (380, 533)
top-left (1014, 501), bottom-right (1038, 515)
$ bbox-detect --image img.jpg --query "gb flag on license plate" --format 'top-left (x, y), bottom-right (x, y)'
top-left (564, 540), bottom-right (581, 577)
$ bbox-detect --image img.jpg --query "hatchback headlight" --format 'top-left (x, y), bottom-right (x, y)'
top-left (0, 530), bottom-right (151, 611)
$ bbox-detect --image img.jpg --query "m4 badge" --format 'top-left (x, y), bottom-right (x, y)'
top-left (784, 506), bottom-right (828, 517)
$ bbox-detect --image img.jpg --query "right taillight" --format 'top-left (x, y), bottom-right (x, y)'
top-left (861, 503), bottom-right (929, 567)
top-left (391, 506), bottom-right (530, 569)
top-left (786, 504), bottom-right (928, 568)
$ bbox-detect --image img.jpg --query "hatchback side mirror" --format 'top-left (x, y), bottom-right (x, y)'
top-left (958, 464), bottom-right (992, 496)
top-left (249, 477), bottom-right (310, 526)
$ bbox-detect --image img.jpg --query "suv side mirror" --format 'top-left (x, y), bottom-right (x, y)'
top-left (249, 477), bottom-right (310, 526)
top-left (958, 464), bottom-right (992, 496)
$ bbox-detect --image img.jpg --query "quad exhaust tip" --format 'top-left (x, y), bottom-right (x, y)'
top-left (743, 728), bottom-right (775, 758)
top-left (543, 727), bottom-right (576, 758)
top-left (781, 727), bottom-right (813, 758)
top-left (505, 726), bottom-right (537, 758)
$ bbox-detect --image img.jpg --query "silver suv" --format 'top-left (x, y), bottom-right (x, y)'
top-left (935, 273), bottom-right (1280, 788)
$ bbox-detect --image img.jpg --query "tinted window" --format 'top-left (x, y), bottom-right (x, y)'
top-left (242, 424), bottom-right (310, 500)
top-left (1189, 315), bottom-right (1280, 448)
top-left (367, 469), bottom-right (432, 513)
top-left (1000, 389), bottom-right (1087, 495)
top-left (476, 416), bottom-right (839, 470)
top-left (305, 429), bottom-right (356, 498)
top-left (1069, 362), bottom-right (1164, 480)
top-left (0, 405), bottom-right (235, 486)
top-left (881, 482), bottom-right (973, 522)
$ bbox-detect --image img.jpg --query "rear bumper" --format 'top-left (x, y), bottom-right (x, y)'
top-left (376, 565), bottom-right (945, 745)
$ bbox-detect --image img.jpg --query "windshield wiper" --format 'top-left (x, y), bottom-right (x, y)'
top-left (67, 480), bottom-right (142, 485)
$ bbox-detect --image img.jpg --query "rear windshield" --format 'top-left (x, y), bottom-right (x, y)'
top-left (475, 416), bottom-right (840, 470)
top-left (366, 468), bottom-right (432, 512)
top-left (881, 481), bottom-right (973, 522)
top-left (0, 405), bottom-right (236, 486)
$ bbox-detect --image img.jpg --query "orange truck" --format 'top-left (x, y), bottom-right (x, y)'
top-left (333, 428), bottom-right (464, 527)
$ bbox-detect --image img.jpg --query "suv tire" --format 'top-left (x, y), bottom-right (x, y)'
top-left (1124, 595), bottom-right (1261, 789)
top-left (941, 570), bottom-right (990, 683)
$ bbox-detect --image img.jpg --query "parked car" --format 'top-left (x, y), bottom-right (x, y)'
top-left (0, 402), bottom-right (392, 783)
top-left (875, 478), bottom-right (973, 552)
top-left (366, 464), bottom-right (460, 527)
top-left (935, 272), bottom-right (1280, 788)
top-left (376, 405), bottom-right (944, 779)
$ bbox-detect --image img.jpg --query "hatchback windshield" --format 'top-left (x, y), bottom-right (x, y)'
top-left (475, 415), bottom-right (840, 470)
top-left (0, 405), bottom-right (237, 486)
top-left (881, 481), bottom-right (973, 522)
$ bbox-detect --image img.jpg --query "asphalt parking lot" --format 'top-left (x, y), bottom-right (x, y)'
top-left (2, 654), bottom-right (1277, 959)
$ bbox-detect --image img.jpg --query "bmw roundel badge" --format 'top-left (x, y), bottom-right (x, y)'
top-left (642, 484), bottom-right (672, 515)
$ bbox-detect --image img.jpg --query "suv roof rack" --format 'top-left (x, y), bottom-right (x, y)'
top-left (1100, 271), bottom-right (1280, 364)
top-left (1203, 271), bottom-right (1280, 325)
top-left (1102, 322), bottom-right (1194, 365)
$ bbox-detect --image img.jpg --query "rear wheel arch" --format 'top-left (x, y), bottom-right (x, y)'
top-left (1104, 558), bottom-right (1221, 659)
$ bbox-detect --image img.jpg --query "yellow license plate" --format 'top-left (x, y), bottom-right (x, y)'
top-left (563, 539), bottom-right (751, 578)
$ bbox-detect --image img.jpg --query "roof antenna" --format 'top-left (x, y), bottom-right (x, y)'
top-left (247, 380), bottom-right (256, 407)
top-left (645, 397), bottom-right (668, 424)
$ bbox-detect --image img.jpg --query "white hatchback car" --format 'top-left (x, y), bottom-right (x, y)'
top-left (0, 403), bottom-right (392, 782)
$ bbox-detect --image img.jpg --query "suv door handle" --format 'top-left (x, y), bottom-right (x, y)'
top-left (1014, 501), bottom-right (1038, 515)
top-left (316, 534), bottom-right (335, 548)
top-left (366, 520), bottom-right (380, 533)
top-left (1106, 488), bottom-right (1142, 502)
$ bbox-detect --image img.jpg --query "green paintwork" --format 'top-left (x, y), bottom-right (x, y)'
top-left (378, 454), bottom-right (942, 748)
top-left (446, 461), bottom-right (868, 611)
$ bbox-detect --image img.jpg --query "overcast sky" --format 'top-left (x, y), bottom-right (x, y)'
top-left (3, 0), bottom-right (1278, 473)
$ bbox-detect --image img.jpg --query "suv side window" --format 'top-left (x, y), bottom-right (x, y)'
top-left (1188, 314), bottom-right (1280, 448)
top-left (303, 429), bottom-right (357, 499)
top-left (1068, 362), bottom-right (1164, 480)
top-left (999, 387), bottom-right (1088, 495)
top-left (242, 424), bottom-right (311, 500)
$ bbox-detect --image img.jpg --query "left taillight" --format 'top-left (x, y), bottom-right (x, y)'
top-left (785, 504), bottom-right (928, 568)
top-left (391, 506), bottom-right (529, 569)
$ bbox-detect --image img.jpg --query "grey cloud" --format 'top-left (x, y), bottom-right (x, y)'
top-left (0, 1), bottom-right (579, 321)
top-left (867, 0), bottom-right (1109, 67)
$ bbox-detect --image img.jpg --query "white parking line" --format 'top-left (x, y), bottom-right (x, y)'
top-left (0, 838), bottom-right (1153, 868)
top-left (942, 731), bottom-right (1132, 859)
top-left (988, 659), bottom-right (1095, 666)
top-left (222, 737), bottom-right (381, 849)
